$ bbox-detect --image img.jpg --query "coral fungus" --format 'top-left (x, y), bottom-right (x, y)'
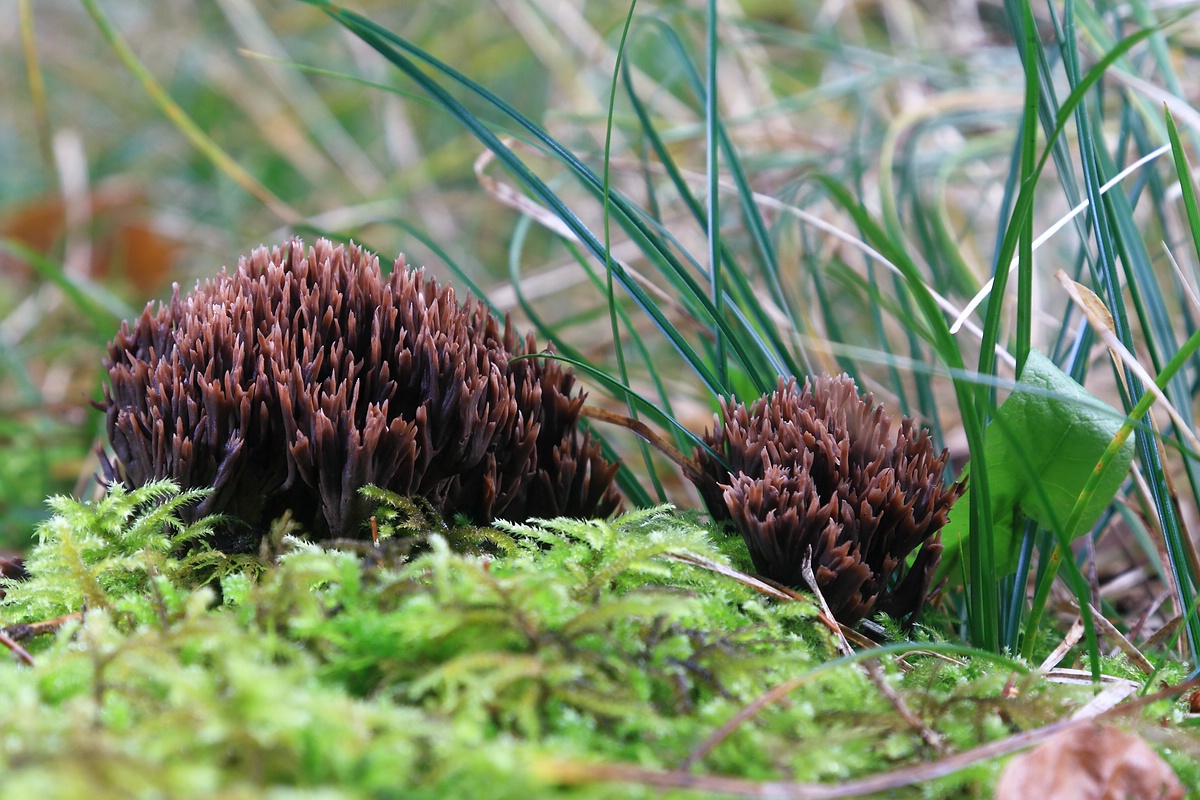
top-left (695, 375), bottom-right (962, 626)
top-left (99, 238), bottom-right (620, 551)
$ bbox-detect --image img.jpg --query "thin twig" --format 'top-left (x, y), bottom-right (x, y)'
top-left (799, 549), bottom-right (945, 755)
top-left (2, 611), bottom-right (83, 642)
top-left (581, 405), bottom-right (714, 490)
top-left (862, 659), bottom-right (946, 754)
top-left (1039, 616), bottom-right (1085, 672)
top-left (543, 677), bottom-right (1200, 799)
top-left (1085, 602), bottom-right (1154, 676)
top-left (1128, 588), bottom-right (1171, 643)
top-left (800, 549), bottom-right (852, 656)
top-left (0, 629), bottom-right (35, 666)
top-left (663, 551), bottom-right (870, 646)
top-left (683, 552), bottom-right (940, 769)
top-left (682, 663), bottom-right (832, 769)
top-left (1142, 614), bottom-right (1184, 651)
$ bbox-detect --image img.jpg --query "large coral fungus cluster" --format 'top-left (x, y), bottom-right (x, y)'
top-left (695, 375), bottom-right (962, 626)
top-left (99, 238), bottom-right (620, 551)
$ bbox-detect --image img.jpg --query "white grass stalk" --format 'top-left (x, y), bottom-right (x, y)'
top-left (951, 144), bottom-right (1172, 334)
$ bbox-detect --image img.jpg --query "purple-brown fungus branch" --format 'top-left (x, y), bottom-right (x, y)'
top-left (99, 238), bottom-right (620, 551)
top-left (695, 375), bottom-right (963, 626)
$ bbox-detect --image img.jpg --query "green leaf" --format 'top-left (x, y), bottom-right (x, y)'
top-left (937, 350), bottom-right (1135, 583)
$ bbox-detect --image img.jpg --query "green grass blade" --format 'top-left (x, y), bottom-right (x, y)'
top-left (78, 0), bottom-right (302, 225)
top-left (621, 22), bottom-right (802, 386)
top-left (309, 3), bottom-right (730, 397)
top-left (1056, 0), bottom-right (1198, 663)
top-left (0, 238), bottom-right (135, 329)
top-left (703, 0), bottom-right (726, 387)
top-left (600, 0), bottom-right (664, 503)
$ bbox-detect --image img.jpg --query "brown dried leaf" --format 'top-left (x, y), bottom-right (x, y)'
top-left (996, 723), bottom-right (1183, 800)
top-left (112, 221), bottom-right (180, 293)
top-left (1, 181), bottom-right (180, 293)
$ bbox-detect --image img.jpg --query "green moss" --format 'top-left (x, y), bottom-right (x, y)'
top-left (0, 483), bottom-right (1193, 798)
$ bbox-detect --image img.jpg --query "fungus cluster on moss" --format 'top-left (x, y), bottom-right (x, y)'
top-left (695, 375), bottom-right (963, 626)
top-left (99, 238), bottom-right (620, 551)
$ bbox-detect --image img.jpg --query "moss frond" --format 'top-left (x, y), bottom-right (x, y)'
top-left (2, 481), bottom-right (218, 625)
top-left (1, 484), bottom-right (1191, 797)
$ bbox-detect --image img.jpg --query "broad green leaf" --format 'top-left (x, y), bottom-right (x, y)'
top-left (937, 350), bottom-right (1135, 584)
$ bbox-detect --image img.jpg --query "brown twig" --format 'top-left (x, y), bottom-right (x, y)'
top-left (682, 553), bottom-right (892, 769)
top-left (663, 551), bottom-right (874, 648)
top-left (580, 405), bottom-right (714, 491)
top-left (860, 657), bottom-right (947, 755)
top-left (683, 670), bottom-right (825, 771)
top-left (581, 407), bottom-right (880, 653)
top-left (2, 611), bottom-right (83, 643)
top-left (1142, 614), bottom-right (1183, 651)
top-left (0, 629), bottom-right (35, 666)
top-left (542, 677), bottom-right (1200, 799)
top-left (1085, 601), bottom-right (1154, 676)
top-left (797, 549), bottom-right (944, 755)
top-left (800, 549), bottom-right (852, 657)
top-left (1128, 588), bottom-right (1170, 643)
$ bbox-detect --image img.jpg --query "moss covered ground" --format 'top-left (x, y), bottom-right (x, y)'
top-left (1, 482), bottom-right (1195, 798)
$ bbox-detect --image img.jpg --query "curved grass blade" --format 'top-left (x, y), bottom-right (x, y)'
top-left (703, 0), bottom-right (725, 386)
top-left (18, 0), bottom-right (51, 168)
top-left (0, 238), bottom-right (135, 329)
top-left (305, 1), bottom-right (742, 396)
top-left (78, 0), bottom-right (302, 225)
top-left (599, 0), bottom-right (665, 503)
top-left (629, 20), bottom-right (805, 382)
top-left (1061, 0), bottom-right (1198, 663)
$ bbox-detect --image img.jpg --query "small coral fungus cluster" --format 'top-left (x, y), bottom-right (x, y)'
top-left (99, 238), bottom-right (620, 551)
top-left (695, 375), bottom-right (963, 626)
